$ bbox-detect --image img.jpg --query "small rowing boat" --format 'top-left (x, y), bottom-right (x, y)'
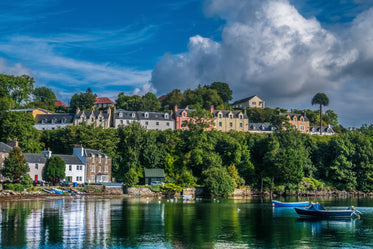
top-left (272, 200), bottom-right (310, 207)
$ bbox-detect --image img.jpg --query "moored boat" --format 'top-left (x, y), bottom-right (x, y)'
top-left (294, 203), bottom-right (360, 218)
top-left (52, 188), bottom-right (63, 195)
top-left (272, 200), bottom-right (310, 207)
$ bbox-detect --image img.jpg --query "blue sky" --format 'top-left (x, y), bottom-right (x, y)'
top-left (1, 0), bottom-right (373, 127)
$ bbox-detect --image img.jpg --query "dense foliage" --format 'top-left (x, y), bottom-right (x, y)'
top-left (39, 122), bottom-right (373, 195)
top-left (42, 157), bottom-right (66, 185)
top-left (1, 147), bottom-right (30, 182)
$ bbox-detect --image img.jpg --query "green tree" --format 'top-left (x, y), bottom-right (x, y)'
top-left (163, 89), bottom-right (184, 109)
top-left (0, 111), bottom-right (43, 152)
top-left (209, 82), bottom-right (233, 103)
top-left (1, 147), bottom-right (29, 182)
top-left (70, 88), bottom-right (97, 112)
top-left (227, 164), bottom-right (245, 188)
top-left (203, 166), bottom-right (235, 196)
top-left (176, 168), bottom-right (196, 187)
top-left (0, 74), bottom-right (35, 107)
top-left (28, 87), bottom-right (57, 111)
top-left (42, 157), bottom-right (66, 185)
top-left (124, 168), bottom-right (139, 187)
top-left (143, 92), bottom-right (161, 111)
top-left (312, 93), bottom-right (329, 135)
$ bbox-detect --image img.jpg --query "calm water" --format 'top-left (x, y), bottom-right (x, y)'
top-left (1, 196), bottom-right (373, 248)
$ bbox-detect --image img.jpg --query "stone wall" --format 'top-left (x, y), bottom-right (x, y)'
top-left (126, 187), bottom-right (160, 197)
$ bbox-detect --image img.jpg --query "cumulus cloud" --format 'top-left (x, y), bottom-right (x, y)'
top-left (151, 0), bottom-right (373, 126)
top-left (0, 58), bottom-right (31, 76)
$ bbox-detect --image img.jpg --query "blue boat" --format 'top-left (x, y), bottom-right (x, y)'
top-left (294, 203), bottom-right (360, 218)
top-left (52, 188), bottom-right (63, 195)
top-left (272, 200), bottom-right (310, 207)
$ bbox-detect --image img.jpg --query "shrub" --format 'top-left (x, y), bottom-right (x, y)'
top-left (4, 183), bottom-right (25, 192)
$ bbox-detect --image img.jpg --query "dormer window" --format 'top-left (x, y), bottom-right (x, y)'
top-left (145, 112), bottom-right (149, 118)
top-left (42, 119), bottom-right (45, 124)
top-left (131, 113), bottom-right (135, 118)
top-left (165, 113), bottom-right (169, 119)
top-left (229, 114), bottom-right (233, 119)
top-left (239, 115), bottom-right (242, 119)
top-left (183, 113), bottom-right (186, 118)
top-left (119, 112), bottom-right (123, 118)
top-left (301, 118), bottom-right (303, 122)
top-left (294, 117), bottom-right (297, 122)
top-left (219, 114), bottom-right (222, 118)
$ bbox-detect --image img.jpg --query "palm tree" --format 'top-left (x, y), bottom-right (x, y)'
top-left (311, 93), bottom-right (329, 135)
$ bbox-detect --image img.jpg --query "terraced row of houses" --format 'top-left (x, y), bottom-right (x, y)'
top-left (0, 142), bottom-right (112, 184)
top-left (11, 95), bottom-right (334, 135)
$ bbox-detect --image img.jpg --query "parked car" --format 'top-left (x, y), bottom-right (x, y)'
top-left (59, 181), bottom-right (71, 187)
top-left (150, 181), bottom-right (162, 186)
top-left (33, 181), bottom-right (44, 186)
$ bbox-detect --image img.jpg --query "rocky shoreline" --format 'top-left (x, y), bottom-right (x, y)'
top-left (1, 186), bottom-right (373, 200)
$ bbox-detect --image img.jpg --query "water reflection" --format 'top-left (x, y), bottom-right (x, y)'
top-left (0, 197), bottom-right (372, 248)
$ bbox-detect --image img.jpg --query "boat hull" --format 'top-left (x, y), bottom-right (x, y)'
top-left (272, 200), bottom-right (309, 207)
top-left (294, 208), bottom-right (355, 218)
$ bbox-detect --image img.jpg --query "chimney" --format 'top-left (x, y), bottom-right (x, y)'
top-left (7, 138), bottom-right (18, 148)
top-left (174, 105), bottom-right (178, 112)
top-left (210, 105), bottom-right (214, 113)
top-left (243, 108), bottom-right (247, 115)
top-left (76, 107), bottom-right (80, 114)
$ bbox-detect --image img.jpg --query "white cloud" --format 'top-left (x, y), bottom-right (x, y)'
top-left (151, 0), bottom-right (373, 126)
top-left (0, 58), bottom-right (31, 76)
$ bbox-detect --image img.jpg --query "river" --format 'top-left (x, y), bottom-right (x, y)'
top-left (0, 196), bottom-right (373, 248)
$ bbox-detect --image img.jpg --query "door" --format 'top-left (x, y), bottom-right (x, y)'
top-left (35, 175), bottom-right (38, 182)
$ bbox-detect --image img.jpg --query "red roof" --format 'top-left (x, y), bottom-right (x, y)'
top-left (94, 97), bottom-right (115, 105)
top-left (55, 100), bottom-right (67, 107)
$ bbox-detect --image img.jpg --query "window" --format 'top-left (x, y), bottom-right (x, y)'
top-left (105, 157), bottom-right (108, 164)
top-left (35, 164), bottom-right (38, 169)
top-left (145, 112), bottom-right (149, 118)
top-left (239, 115), bottom-right (242, 119)
top-left (119, 112), bottom-right (123, 118)
top-left (219, 122), bottom-right (222, 127)
top-left (294, 117), bottom-right (297, 122)
top-left (166, 122), bottom-right (170, 126)
top-left (300, 125), bottom-right (305, 131)
top-left (156, 122), bottom-right (159, 126)
top-left (229, 114), bottom-right (233, 119)
top-left (99, 156), bottom-right (101, 163)
top-left (91, 118), bottom-right (94, 122)
top-left (219, 114), bottom-right (222, 118)
top-left (99, 117), bottom-right (102, 122)
top-left (127, 120), bottom-right (130, 124)
top-left (98, 166), bottom-right (101, 173)
top-left (104, 166), bottom-right (108, 172)
top-left (91, 176), bottom-right (95, 182)
top-left (42, 119), bottom-right (45, 124)
top-left (240, 123), bottom-right (243, 127)
top-left (1, 163), bottom-right (4, 168)
top-left (183, 113), bottom-right (186, 117)
top-left (120, 120), bottom-right (123, 124)
top-left (145, 121), bottom-right (149, 125)
top-left (131, 113), bottom-right (135, 118)
top-left (91, 166), bottom-right (95, 172)
top-left (230, 122), bottom-right (233, 127)
top-left (165, 113), bottom-right (169, 119)
top-left (1, 154), bottom-right (4, 158)
top-left (69, 165), bottom-right (72, 171)
top-left (252, 102), bottom-right (256, 105)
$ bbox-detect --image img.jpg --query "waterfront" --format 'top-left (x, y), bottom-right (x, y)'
top-left (1, 197), bottom-right (373, 248)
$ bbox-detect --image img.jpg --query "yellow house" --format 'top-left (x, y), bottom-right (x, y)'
top-left (283, 112), bottom-right (310, 134)
top-left (210, 106), bottom-right (249, 132)
top-left (232, 95), bottom-right (265, 109)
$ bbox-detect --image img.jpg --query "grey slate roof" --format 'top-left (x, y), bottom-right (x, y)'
top-left (137, 111), bottom-right (174, 121)
top-left (53, 154), bottom-right (84, 165)
top-left (84, 149), bottom-right (107, 158)
top-left (24, 153), bottom-right (47, 164)
top-left (281, 113), bottom-right (309, 122)
top-left (309, 126), bottom-right (335, 134)
top-left (174, 108), bottom-right (195, 117)
top-left (232, 95), bottom-right (257, 105)
top-left (115, 109), bottom-right (138, 120)
top-left (144, 168), bottom-right (165, 178)
top-left (212, 110), bottom-right (248, 119)
top-left (0, 142), bottom-right (12, 153)
top-left (249, 123), bottom-right (276, 132)
top-left (36, 113), bottom-right (75, 124)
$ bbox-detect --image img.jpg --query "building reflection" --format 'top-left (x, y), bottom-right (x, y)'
top-left (85, 198), bottom-right (111, 247)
